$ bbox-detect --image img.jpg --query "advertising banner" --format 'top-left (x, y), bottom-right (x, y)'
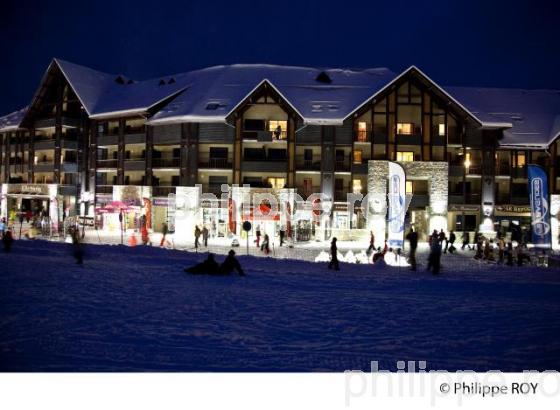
top-left (388, 161), bottom-right (406, 248)
top-left (527, 164), bottom-right (552, 248)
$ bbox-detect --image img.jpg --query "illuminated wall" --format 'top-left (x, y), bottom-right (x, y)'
top-left (367, 160), bottom-right (449, 241)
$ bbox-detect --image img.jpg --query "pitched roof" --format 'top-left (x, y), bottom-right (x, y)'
top-left (0, 106), bottom-right (28, 131)
top-left (2, 59), bottom-right (560, 148)
top-left (147, 64), bottom-right (398, 125)
top-left (445, 86), bottom-right (560, 147)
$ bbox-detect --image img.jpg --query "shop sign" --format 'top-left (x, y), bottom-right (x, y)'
top-left (449, 204), bottom-right (480, 212)
top-left (495, 205), bottom-right (531, 214)
top-left (7, 184), bottom-right (49, 195)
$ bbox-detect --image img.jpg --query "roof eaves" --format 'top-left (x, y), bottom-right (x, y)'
top-left (53, 58), bottom-right (93, 116)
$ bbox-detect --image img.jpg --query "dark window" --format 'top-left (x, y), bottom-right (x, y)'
top-left (244, 119), bottom-right (266, 131)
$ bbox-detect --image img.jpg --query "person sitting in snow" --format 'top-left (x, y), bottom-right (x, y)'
top-left (185, 253), bottom-right (220, 275)
top-left (219, 250), bottom-right (245, 276)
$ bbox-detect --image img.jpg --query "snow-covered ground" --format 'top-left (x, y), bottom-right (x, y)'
top-left (0, 239), bottom-right (559, 372)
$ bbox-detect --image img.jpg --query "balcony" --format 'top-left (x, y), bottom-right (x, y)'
top-left (34, 161), bottom-right (55, 172)
top-left (200, 184), bottom-right (226, 196)
top-left (96, 185), bottom-right (113, 194)
top-left (465, 165), bottom-right (482, 176)
top-left (243, 129), bottom-right (287, 142)
top-left (296, 186), bottom-right (321, 199)
top-left (495, 162), bottom-right (511, 176)
top-left (97, 159), bottom-right (118, 169)
top-left (511, 166), bottom-right (527, 179)
top-left (152, 158), bottom-right (180, 168)
top-left (295, 155), bottom-right (321, 171)
top-left (152, 186), bottom-right (175, 196)
top-left (124, 157), bottom-right (146, 171)
top-left (354, 129), bottom-right (372, 143)
top-left (198, 154), bottom-right (233, 169)
top-left (335, 158), bottom-right (351, 172)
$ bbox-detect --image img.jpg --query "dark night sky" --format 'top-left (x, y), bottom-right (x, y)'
top-left (1, 0), bottom-right (559, 115)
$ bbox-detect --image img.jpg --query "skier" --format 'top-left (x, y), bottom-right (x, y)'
top-left (202, 226), bottom-right (209, 247)
top-left (405, 227), bottom-right (418, 271)
top-left (2, 228), bottom-right (14, 252)
top-left (219, 249), bottom-right (245, 276)
top-left (328, 237), bottom-right (340, 271)
top-left (194, 225), bottom-right (201, 249)
top-left (439, 229), bottom-right (448, 253)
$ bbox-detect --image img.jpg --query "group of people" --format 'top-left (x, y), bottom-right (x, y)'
top-left (194, 225), bottom-right (210, 249)
top-left (473, 232), bottom-right (532, 266)
top-left (184, 250), bottom-right (245, 276)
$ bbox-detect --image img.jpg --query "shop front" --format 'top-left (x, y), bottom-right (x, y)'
top-left (494, 204), bottom-right (532, 242)
top-left (1, 183), bottom-right (75, 233)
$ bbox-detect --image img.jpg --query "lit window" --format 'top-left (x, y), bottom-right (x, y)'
top-left (357, 122), bottom-right (368, 142)
top-left (397, 123), bottom-right (414, 135)
top-left (268, 177), bottom-right (285, 190)
top-left (438, 123), bottom-right (446, 136)
top-left (269, 120), bottom-right (287, 140)
top-left (353, 150), bottom-right (362, 164)
top-left (406, 181), bottom-right (413, 194)
top-left (517, 152), bottom-right (526, 167)
top-left (352, 179), bottom-right (362, 193)
top-left (396, 151), bottom-right (414, 162)
top-left (464, 153), bottom-right (471, 169)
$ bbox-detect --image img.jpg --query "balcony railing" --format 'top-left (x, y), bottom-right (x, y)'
top-left (97, 159), bottom-right (118, 168)
top-left (198, 156), bottom-right (233, 169)
top-left (295, 155), bottom-right (321, 171)
top-left (335, 158), bottom-right (351, 172)
top-left (496, 162), bottom-right (511, 176)
top-left (96, 185), bottom-right (113, 194)
top-left (242, 129), bottom-right (287, 141)
top-left (354, 129), bottom-right (372, 143)
top-left (200, 184), bottom-right (227, 196)
top-left (152, 158), bottom-right (180, 168)
top-left (152, 186), bottom-right (175, 196)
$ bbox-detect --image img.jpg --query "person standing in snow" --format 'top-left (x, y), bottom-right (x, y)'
top-left (328, 237), bottom-right (340, 271)
top-left (279, 226), bottom-right (285, 247)
top-left (0, 218), bottom-right (6, 238)
top-left (2, 228), bottom-right (14, 252)
top-left (254, 226), bottom-right (262, 247)
top-left (160, 222), bottom-right (168, 247)
top-left (202, 226), bottom-right (209, 247)
top-left (194, 225), bottom-right (201, 249)
top-left (497, 235), bottom-right (505, 264)
top-left (261, 234), bottom-right (270, 254)
top-left (366, 231), bottom-right (375, 256)
top-left (448, 230), bottom-right (456, 254)
top-left (506, 241), bottom-right (514, 266)
top-left (428, 235), bottom-right (442, 274)
top-left (141, 224), bottom-right (151, 245)
top-left (406, 227), bottom-right (418, 271)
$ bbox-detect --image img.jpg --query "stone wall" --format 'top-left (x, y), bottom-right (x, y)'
top-left (367, 160), bottom-right (449, 241)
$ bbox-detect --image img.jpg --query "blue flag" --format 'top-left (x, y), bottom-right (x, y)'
top-left (527, 164), bottom-right (552, 248)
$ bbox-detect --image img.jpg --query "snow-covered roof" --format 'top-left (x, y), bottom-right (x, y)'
top-left (0, 106), bottom-right (28, 131)
top-left (445, 86), bottom-right (560, 148)
top-left (2, 59), bottom-right (560, 148)
top-left (148, 64), bottom-right (398, 125)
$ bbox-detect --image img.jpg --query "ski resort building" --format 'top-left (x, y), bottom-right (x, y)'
top-left (1, 59), bottom-right (559, 244)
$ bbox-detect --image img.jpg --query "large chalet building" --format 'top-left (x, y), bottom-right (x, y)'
top-left (1, 59), bottom-right (559, 244)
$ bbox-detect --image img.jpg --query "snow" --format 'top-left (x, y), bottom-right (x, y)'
top-left (1, 239), bottom-right (559, 372)
top-left (0, 106), bottom-right (28, 131)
